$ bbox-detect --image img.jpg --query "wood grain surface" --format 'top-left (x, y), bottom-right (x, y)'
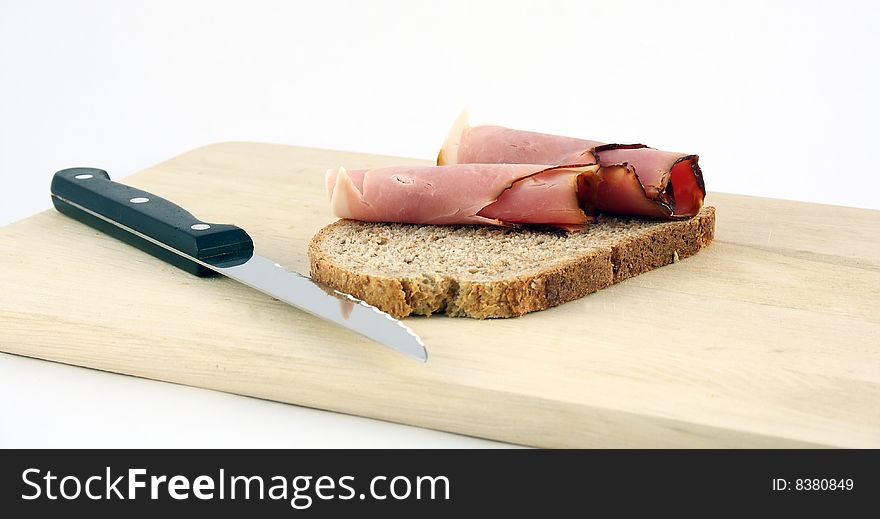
top-left (1, 142), bottom-right (878, 447)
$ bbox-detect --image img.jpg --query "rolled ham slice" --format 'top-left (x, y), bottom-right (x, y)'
top-left (437, 111), bottom-right (706, 219)
top-left (326, 163), bottom-right (599, 227)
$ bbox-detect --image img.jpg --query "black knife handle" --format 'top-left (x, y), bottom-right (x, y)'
top-left (50, 167), bottom-right (254, 276)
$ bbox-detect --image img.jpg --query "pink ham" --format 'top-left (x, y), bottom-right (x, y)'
top-left (326, 163), bottom-right (598, 227)
top-left (438, 111), bottom-right (706, 219)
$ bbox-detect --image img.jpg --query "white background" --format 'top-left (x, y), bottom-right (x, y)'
top-left (1, 0), bottom-right (878, 447)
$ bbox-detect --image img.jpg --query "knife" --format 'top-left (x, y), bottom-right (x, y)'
top-left (49, 167), bottom-right (427, 362)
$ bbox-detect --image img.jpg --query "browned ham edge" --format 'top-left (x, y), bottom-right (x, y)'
top-left (592, 143), bottom-right (706, 219)
top-left (439, 111), bottom-right (706, 219)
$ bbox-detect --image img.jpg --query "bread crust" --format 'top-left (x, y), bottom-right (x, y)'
top-left (309, 207), bottom-right (715, 319)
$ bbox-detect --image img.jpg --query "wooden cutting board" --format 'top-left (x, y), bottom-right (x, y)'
top-left (2, 142), bottom-right (878, 448)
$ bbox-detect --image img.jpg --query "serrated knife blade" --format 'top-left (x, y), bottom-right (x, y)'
top-left (216, 256), bottom-right (426, 361)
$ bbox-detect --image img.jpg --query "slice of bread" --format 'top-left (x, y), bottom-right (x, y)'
top-left (308, 206), bottom-right (715, 319)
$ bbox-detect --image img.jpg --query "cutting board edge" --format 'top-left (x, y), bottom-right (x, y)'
top-left (0, 344), bottom-right (855, 450)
